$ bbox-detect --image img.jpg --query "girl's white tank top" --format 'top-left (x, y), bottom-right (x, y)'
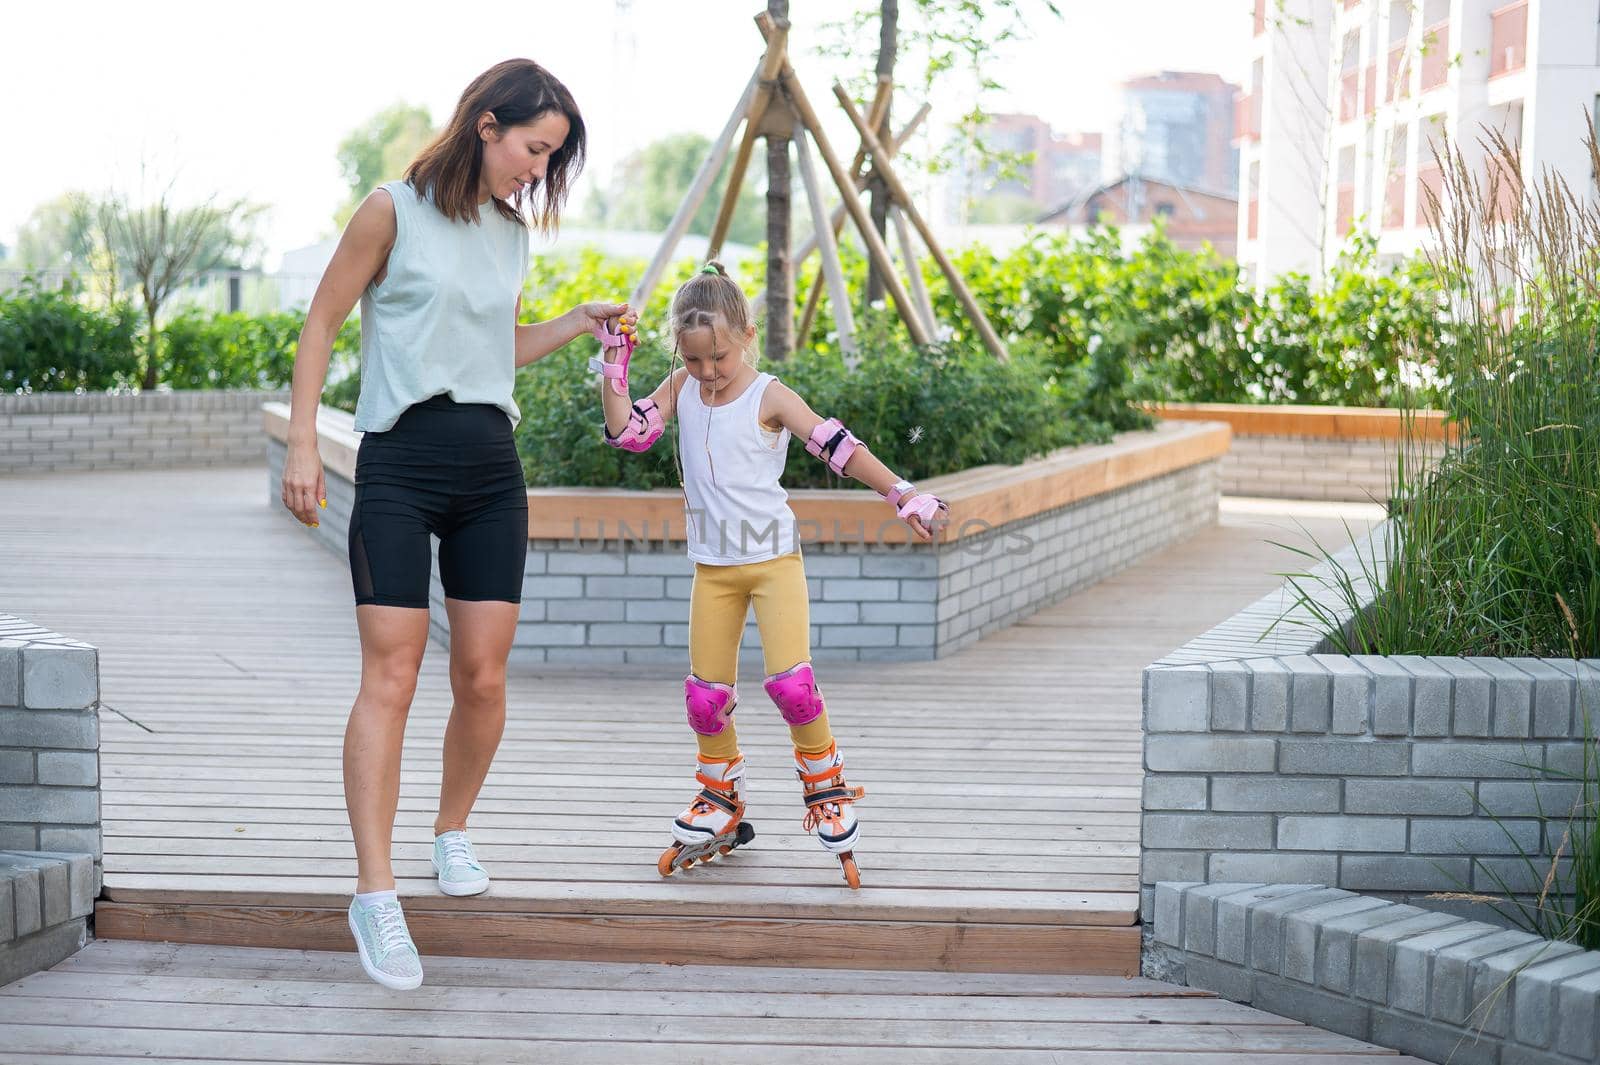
top-left (676, 371), bottom-right (799, 565)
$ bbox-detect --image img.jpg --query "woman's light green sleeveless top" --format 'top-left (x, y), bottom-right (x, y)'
top-left (353, 180), bottom-right (529, 432)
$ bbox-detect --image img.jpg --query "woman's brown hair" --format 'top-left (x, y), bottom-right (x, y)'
top-left (406, 59), bottom-right (585, 232)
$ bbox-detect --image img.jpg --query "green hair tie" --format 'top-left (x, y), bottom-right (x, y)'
top-left (700, 264), bottom-right (719, 275)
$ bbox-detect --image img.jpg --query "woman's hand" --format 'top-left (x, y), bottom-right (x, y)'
top-left (281, 441), bottom-right (327, 528)
top-left (571, 301), bottom-right (637, 354)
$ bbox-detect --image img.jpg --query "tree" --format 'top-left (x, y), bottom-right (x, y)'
top-left (96, 183), bottom-right (265, 388)
top-left (822, 0), bottom-right (1062, 227)
top-left (766, 0), bottom-right (793, 362)
top-left (866, 0), bottom-right (898, 303)
top-left (11, 193), bottom-right (99, 273)
top-left (585, 133), bottom-right (766, 245)
top-left (334, 103), bottom-right (436, 226)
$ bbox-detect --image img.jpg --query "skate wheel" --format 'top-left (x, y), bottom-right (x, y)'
top-left (718, 844), bottom-right (732, 856)
top-left (657, 845), bottom-right (681, 878)
top-left (735, 821), bottom-right (756, 846)
top-left (682, 857), bottom-right (696, 868)
top-left (840, 853), bottom-right (861, 890)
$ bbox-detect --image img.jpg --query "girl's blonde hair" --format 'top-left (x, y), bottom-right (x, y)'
top-left (669, 261), bottom-right (760, 368)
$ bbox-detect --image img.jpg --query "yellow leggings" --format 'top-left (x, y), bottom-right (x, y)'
top-left (689, 552), bottom-right (833, 760)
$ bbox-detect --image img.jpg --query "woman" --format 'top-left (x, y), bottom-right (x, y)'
top-left (280, 58), bottom-right (631, 990)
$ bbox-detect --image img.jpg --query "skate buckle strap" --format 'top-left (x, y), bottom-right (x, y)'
top-left (694, 785), bottom-right (740, 816)
top-left (694, 769), bottom-right (739, 793)
top-left (804, 784), bottom-right (864, 809)
top-left (798, 762), bottom-right (845, 787)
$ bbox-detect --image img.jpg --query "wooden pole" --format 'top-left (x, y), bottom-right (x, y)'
top-left (852, 79), bottom-right (893, 184)
top-left (806, 102), bottom-right (925, 266)
top-left (787, 82), bottom-right (885, 351)
top-left (832, 83), bottom-right (1009, 362)
top-left (755, 8), bottom-right (928, 344)
top-left (891, 205), bottom-right (936, 339)
top-left (781, 67), bottom-right (929, 346)
top-left (792, 112), bottom-right (856, 360)
top-left (753, 102), bottom-right (927, 311)
top-left (707, 22), bottom-right (788, 259)
top-left (628, 69), bottom-right (758, 310)
top-left (795, 259), bottom-right (826, 352)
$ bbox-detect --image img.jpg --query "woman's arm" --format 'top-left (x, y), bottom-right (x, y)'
top-left (515, 301), bottom-right (631, 369)
top-left (280, 188), bottom-right (395, 527)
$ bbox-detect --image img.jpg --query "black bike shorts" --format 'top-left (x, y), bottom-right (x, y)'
top-left (349, 395), bottom-right (528, 608)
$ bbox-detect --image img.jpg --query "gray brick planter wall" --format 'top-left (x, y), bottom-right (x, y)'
top-left (1222, 433), bottom-right (1398, 503)
top-left (1140, 525), bottom-right (1600, 934)
top-left (1155, 404), bottom-right (1448, 504)
top-left (268, 425), bottom-right (1220, 666)
top-left (1148, 882), bottom-right (1600, 1065)
top-left (1, 390), bottom-right (288, 474)
top-left (0, 614), bottom-right (101, 986)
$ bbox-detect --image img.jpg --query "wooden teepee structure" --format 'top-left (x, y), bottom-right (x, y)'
top-left (627, 10), bottom-right (1009, 363)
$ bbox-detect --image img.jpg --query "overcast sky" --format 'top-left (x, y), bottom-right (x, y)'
top-left (0, 0), bottom-right (1249, 265)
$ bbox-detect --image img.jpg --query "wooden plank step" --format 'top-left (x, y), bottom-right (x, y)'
top-left (94, 900), bottom-right (1142, 976)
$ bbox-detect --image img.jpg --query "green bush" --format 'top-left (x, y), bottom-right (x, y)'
top-left (0, 277), bottom-right (141, 391)
top-left (162, 309), bottom-right (361, 402)
top-left (509, 253), bottom-right (1094, 490)
top-left (161, 310), bottom-right (303, 389)
top-left (773, 314), bottom-right (1093, 489)
top-left (931, 227), bottom-right (1446, 410)
top-left (0, 277), bottom-right (362, 396)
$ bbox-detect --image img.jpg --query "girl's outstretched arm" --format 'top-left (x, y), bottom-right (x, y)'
top-left (762, 381), bottom-right (948, 542)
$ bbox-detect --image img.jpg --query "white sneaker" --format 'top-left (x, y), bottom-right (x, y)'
top-left (347, 894), bottom-right (423, 990)
top-left (431, 830), bottom-right (490, 896)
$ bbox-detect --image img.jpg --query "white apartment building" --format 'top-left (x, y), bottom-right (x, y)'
top-left (1237, 0), bottom-right (1600, 284)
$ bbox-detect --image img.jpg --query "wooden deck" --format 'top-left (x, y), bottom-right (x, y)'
top-left (0, 939), bottom-right (1427, 1063)
top-left (0, 466), bottom-right (1379, 975)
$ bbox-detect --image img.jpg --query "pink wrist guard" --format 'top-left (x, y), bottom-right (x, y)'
top-left (587, 318), bottom-right (637, 397)
top-left (883, 479), bottom-right (947, 526)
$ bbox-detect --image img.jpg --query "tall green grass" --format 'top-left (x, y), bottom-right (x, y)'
top-left (1278, 128), bottom-right (1600, 949)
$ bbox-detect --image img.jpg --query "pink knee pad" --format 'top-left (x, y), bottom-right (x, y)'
top-left (765, 662), bottom-right (825, 726)
top-left (685, 675), bottom-right (736, 735)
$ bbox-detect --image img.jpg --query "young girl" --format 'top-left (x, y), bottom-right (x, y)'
top-left (592, 262), bottom-right (947, 888)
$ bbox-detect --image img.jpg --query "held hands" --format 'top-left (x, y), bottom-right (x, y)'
top-left (573, 301), bottom-right (637, 354)
top-left (578, 302), bottom-right (639, 397)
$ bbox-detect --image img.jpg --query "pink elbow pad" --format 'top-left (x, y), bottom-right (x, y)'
top-left (604, 399), bottom-right (664, 452)
top-left (805, 418), bottom-right (862, 475)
